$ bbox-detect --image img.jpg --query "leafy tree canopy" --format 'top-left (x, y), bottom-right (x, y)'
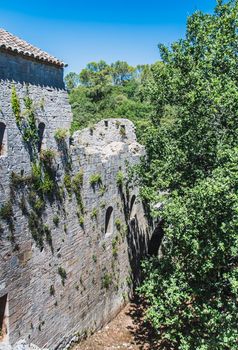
top-left (138, 1), bottom-right (238, 349)
top-left (65, 61), bottom-right (153, 139)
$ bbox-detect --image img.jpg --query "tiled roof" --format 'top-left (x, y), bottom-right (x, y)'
top-left (0, 28), bottom-right (66, 67)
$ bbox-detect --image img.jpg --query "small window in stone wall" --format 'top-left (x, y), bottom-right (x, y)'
top-left (0, 122), bottom-right (7, 157)
top-left (105, 206), bottom-right (113, 236)
top-left (0, 294), bottom-right (8, 343)
top-left (120, 125), bottom-right (126, 138)
top-left (38, 122), bottom-right (46, 152)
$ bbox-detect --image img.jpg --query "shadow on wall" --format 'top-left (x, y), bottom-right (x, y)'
top-left (125, 192), bottom-right (165, 290)
top-left (127, 215), bottom-right (151, 290)
top-left (120, 191), bottom-right (151, 291)
top-left (148, 219), bottom-right (164, 257)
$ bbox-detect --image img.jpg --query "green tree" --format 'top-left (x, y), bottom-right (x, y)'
top-left (64, 72), bottom-right (80, 91)
top-left (139, 1), bottom-right (238, 349)
top-left (139, 0), bottom-right (238, 198)
top-left (111, 60), bottom-right (135, 85)
top-left (140, 147), bottom-right (238, 350)
top-left (69, 60), bottom-right (153, 136)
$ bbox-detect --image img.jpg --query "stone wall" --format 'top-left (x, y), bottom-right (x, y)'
top-left (0, 80), bottom-right (150, 349)
top-left (0, 51), bottom-right (64, 89)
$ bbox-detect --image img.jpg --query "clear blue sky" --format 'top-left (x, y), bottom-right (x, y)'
top-left (0, 0), bottom-right (217, 74)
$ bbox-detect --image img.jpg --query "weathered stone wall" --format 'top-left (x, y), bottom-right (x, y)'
top-left (0, 51), bottom-right (64, 89)
top-left (0, 80), bottom-right (149, 349)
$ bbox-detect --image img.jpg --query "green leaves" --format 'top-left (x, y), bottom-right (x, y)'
top-left (139, 1), bottom-right (238, 349)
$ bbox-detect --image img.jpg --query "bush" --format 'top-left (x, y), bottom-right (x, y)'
top-left (89, 173), bottom-right (102, 188)
top-left (58, 267), bottom-right (67, 286)
top-left (11, 85), bottom-right (21, 124)
top-left (72, 170), bottom-right (84, 191)
top-left (0, 201), bottom-right (13, 222)
top-left (140, 148), bottom-right (238, 350)
top-left (116, 171), bottom-right (124, 188)
top-left (102, 272), bottom-right (112, 289)
top-left (115, 218), bottom-right (121, 231)
top-left (40, 149), bottom-right (55, 167)
top-left (54, 128), bottom-right (68, 142)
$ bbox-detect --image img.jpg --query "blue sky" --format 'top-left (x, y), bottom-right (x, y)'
top-left (0, 0), bottom-right (217, 74)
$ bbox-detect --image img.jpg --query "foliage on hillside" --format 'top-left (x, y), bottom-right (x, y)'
top-left (65, 61), bottom-right (153, 141)
top-left (138, 0), bottom-right (238, 349)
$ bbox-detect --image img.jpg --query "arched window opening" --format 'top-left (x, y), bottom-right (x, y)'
top-left (105, 206), bottom-right (113, 236)
top-left (0, 294), bottom-right (9, 343)
top-left (130, 195), bottom-right (137, 219)
top-left (0, 122), bottom-right (7, 157)
top-left (104, 120), bottom-right (108, 128)
top-left (38, 122), bottom-right (46, 152)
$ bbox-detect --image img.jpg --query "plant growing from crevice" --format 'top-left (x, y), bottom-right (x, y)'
top-left (11, 85), bottom-right (21, 125)
top-left (63, 174), bottom-right (72, 197)
top-left (19, 195), bottom-right (28, 215)
top-left (72, 170), bottom-right (84, 213)
top-left (0, 201), bottom-right (15, 236)
top-left (39, 97), bottom-right (45, 111)
top-left (53, 215), bottom-right (59, 227)
top-left (89, 173), bottom-right (102, 190)
top-left (33, 197), bottom-right (45, 215)
top-left (54, 128), bottom-right (68, 143)
top-left (58, 267), bottom-right (67, 286)
top-left (115, 218), bottom-right (122, 231)
top-left (41, 172), bottom-right (55, 196)
top-left (102, 272), bottom-right (112, 290)
top-left (112, 236), bottom-right (119, 258)
top-left (28, 211), bottom-right (44, 249)
top-left (10, 171), bottom-right (31, 190)
top-left (50, 285), bottom-right (55, 296)
top-left (99, 185), bottom-right (107, 196)
top-left (78, 214), bottom-right (84, 227)
top-left (91, 208), bottom-right (98, 220)
top-left (116, 171), bottom-right (124, 188)
top-left (40, 149), bottom-right (55, 168)
top-left (0, 201), bottom-right (13, 221)
top-left (22, 95), bottom-right (39, 158)
top-left (72, 170), bottom-right (84, 190)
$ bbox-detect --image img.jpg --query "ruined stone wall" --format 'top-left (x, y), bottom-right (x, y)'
top-left (0, 80), bottom-right (149, 349)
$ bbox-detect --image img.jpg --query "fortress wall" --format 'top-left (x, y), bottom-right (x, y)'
top-left (0, 81), bottom-right (149, 349)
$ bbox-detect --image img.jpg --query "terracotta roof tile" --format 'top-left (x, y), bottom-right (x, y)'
top-left (0, 28), bottom-right (66, 67)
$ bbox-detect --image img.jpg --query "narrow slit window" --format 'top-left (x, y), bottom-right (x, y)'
top-left (0, 294), bottom-right (8, 343)
top-left (38, 122), bottom-right (46, 152)
top-left (120, 125), bottom-right (126, 138)
top-left (105, 206), bottom-right (113, 236)
top-left (0, 122), bottom-right (7, 157)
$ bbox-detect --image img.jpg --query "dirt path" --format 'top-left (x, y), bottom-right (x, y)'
top-left (72, 300), bottom-right (159, 350)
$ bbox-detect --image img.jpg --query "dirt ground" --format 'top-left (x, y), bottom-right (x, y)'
top-left (72, 299), bottom-right (159, 350)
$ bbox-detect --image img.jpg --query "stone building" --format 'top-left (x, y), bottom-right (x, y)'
top-left (0, 29), bottom-right (150, 349)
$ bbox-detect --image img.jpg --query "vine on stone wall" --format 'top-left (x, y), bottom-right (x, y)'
top-left (0, 86), bottom-right (77, 251)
